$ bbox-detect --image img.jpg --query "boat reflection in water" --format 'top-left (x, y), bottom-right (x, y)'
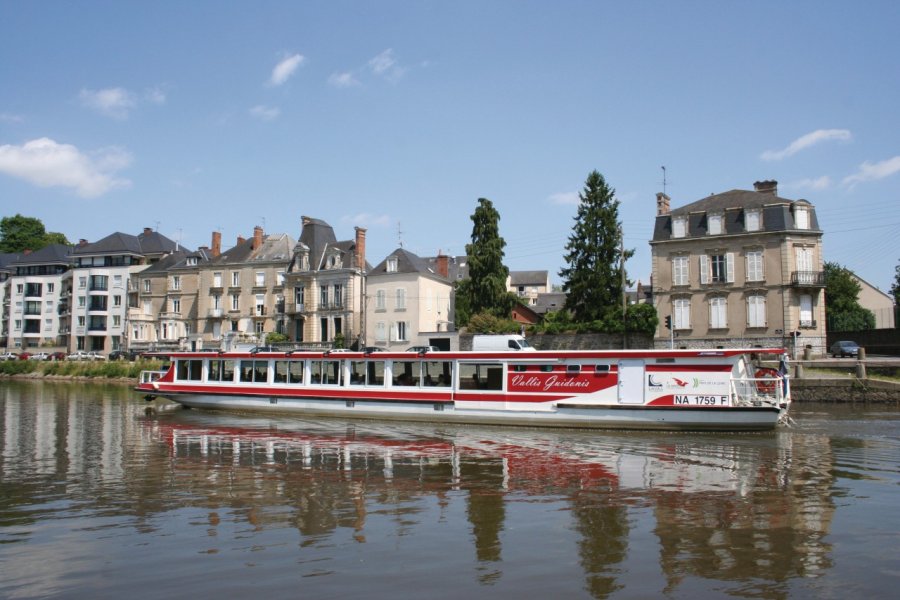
top-left (145, 410), bottom-right (835, 595)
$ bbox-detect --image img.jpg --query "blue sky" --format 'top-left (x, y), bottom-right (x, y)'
top-left (1, 1), bottom-right (898, 293)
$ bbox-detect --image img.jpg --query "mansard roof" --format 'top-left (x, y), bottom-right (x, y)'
top-left (652, 187), bottom-right (820, 241)
top-left (209, 234), bottom-right (294, 267)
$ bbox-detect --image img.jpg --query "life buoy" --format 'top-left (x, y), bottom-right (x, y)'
top-left (755, 368), bottom-right (780, 394)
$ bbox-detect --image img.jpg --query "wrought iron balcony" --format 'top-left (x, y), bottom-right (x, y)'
top-left (790, 271), bottom-right (825, 287)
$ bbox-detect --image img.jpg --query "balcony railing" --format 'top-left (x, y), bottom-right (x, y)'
top-left (791, 271), bottom-right (825, 287)
top-left (207, 308), bottom-right (224, 319)
top-left (799, 319), bottom-right (818, 328)
top-left (284, 301), bottom-right (305, 314)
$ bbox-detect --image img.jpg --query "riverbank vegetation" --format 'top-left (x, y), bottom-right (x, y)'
top-left (0, 359), bottom-right (165, 379)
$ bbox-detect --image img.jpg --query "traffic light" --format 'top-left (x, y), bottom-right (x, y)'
top-left (665, 315), bottom-right (672, 330)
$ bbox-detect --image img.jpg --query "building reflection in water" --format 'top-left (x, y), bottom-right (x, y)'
top-left (0, 382), bottom-right (836, 598)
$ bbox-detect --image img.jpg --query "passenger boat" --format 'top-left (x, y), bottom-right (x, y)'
top-left (136, 348), bottom-right (791, 431)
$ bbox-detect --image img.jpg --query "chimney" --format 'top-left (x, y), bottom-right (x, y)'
top-left (78, 239), bottom-right (88, 246)
top-left (253, 225), bottom-right (263, 251)
top-left (237, 235), bottom-right (245, 246)
top-left (301, 216), bottom-right (312, 227)
top-left (354, 226), bottom-right (367, 269)
top-left (143, 227), bottom-right (153, 236)
top-left (656, 192), bottom-right (671, 216)
top-left (23, 248), bottom-right (32, 255)
top-left (753, 180), bottom-right (778, 195)
top-left (436, 253), bottom-right (449, 278)
top-left (211, 231), bottom-right (221, 257)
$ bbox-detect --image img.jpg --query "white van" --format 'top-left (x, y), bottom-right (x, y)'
top-left (471, 334), bottom-right (536, 352)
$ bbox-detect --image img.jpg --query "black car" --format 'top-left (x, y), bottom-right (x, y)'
top-left (830, 340), bottom-right (860, 358)
top-left (108, 349), bottom-right (141, 361)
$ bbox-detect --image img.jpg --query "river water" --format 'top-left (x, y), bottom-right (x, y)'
top-left (1, 381), bottom-right (898, 599)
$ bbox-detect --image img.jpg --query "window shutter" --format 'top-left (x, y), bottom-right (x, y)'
top-left (726, 253), bottom-right (735, 283)
top-left (390, 322), bottom-right (398, 342)
top-left (699, 255), bottom-right (709, 284)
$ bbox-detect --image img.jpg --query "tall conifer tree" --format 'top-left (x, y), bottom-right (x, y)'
top-left (560, 171), bottom-right (632, 323)
top-left (465, 198), bottom-right (510, 318)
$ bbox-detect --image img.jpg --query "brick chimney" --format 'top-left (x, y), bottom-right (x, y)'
top-left (354, 226), bottom-right (367, 270)
top-left (143, 227), bottom-right (153, 236)
top-left (656, 192), bottom-right (671, 216)
top-left (436, 253), bottom-right (449, 278)
top-left (237, 235), bottom-right (245, 246)
top-left (78, 239), bottom-right (88, 246)
top-left (253, 225), bottom-right (263, 251)
top-left (753, 180), bottom-right (778, 195)
top-left (211, 231), bottom-right (221, 257)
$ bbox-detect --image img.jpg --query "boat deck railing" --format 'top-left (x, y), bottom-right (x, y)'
top-left (731, 376), bottom-right (788, 408)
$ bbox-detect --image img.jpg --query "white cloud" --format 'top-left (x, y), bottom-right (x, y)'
top-left (842, 156), bottom-right (900, 187)
top-left (249, 105), bottom-right (280, 121)
top-left (0, 112), bottom-right (24, 123)
top-left (341, 213), bottom-right (391, 228)
top-left (789, 176), bottom-right (832, 191)
top-left (368, 49), bottom-right (406, 81)
top-left (270, 53), bottom-right (305, 86)
top-left (0, 137), bottom-right (132, 197)
top-left (548, 191), bottom-right (580, 205)
top-left (144, 86), bottom-right (167, 104)
top-left (328, 72), bottom-right (361, 88)
top-left (760, 129), bottom-right (851, 161)
top-left (79, 87), bottom-right (136, 119)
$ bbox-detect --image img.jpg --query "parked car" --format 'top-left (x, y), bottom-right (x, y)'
top-left (48, 351), bottom-right (67, 361)
top-left (362, 346), bottom-right (385, 353)
top-left (87, 351), bottom-right (106, 361)
top-left (0, 351), bottom-right (18, 361)
top-left (406, 345), bottom-right (440, 353)
top-left (108, 349), bottom-right (140, 361)
top-left (29, 352), bottom-right (51, 361)
top-left (67, 351), bottom-right (104, 361)
top-left (830, 340), bottom-right (860, 358)
top-left (17, 352), bottom-right (32, 360)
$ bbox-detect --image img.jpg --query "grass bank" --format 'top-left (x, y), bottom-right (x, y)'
top-left (0, 359), bottom-right (166, 380)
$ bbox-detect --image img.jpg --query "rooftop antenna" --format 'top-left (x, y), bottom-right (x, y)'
top-left (259, 216), bottom-right (266, 231)
top-left (397, 221), bottom-right (404, 248)
top-left (154, 220), bottom-right (161, 232)
top-left (661, 166), bottom-right (667, 195)
top-left (176, 228), bottom-right (182, 251)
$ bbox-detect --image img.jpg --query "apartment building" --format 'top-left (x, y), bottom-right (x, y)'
top-left (650, 180), bottom-right (826, 355)
top-left (366, 248), bottom-right (453, 349)
top-left (283, 217), bottom-right (367, 346)
top-left (196, 227), bottom-right (294, 346)
top-left (70, 228), bottom-right (177, 353)
top-left (507, 270), bottom-right (550, 306)
top-left (4, 244), bottom-right (72, 351)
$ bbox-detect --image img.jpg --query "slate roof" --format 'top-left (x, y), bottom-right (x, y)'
top-left (210, 234), bottom-right (295, 266)
top-left (533, 292), bottom-right (567, 315)
top-left (0, 252), bottom-right (22, 272)
top-left (371, 248), bottom-right (441, 278)
top-left (72, 230), bottom-right (179, 256)
top-left (652, 187), bottom-right (820, 241)
top-left (509, 270), bottom-right (548, 286)
top-left (423, 255), bottom-right (468, 280)
top-left (298, 217), bottom-right (338, 271)
top-left (13, 244), bottom-right (72, 266)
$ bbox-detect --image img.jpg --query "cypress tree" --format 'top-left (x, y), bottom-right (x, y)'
top-left (465, 198), bottom-right (510, 319)
top-left (559, 170), bottom-right (632, 323)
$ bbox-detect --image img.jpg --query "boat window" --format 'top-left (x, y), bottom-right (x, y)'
top-left (350, 360), bottom-right (386, 386)
top-left (208, 359), bottom-right (235, 382)
top-left (422, 361), bottom-right (452, 387)
top-left (512, 365), bottom-right (527, 372)
top-left (539, 365), bottom-right (554, 372)
top-left (274, 360), bottom-right (305, 384)
top-left (458, 362), bottom-right (503, 391)
top-left (310, 360), bottom-right (341, 385)
top-left (176, 359), bottom-right (203, 381)
top-left (393, 360), bottom-right (421, 387)
top-left (349, 361), bottom-right (366, 386)
top-left (566, 364), bottom-right (581, 374)
top-left (240, 360), bottom-right (268, 383)
top-left (594, 364), bottom-right (610, 374)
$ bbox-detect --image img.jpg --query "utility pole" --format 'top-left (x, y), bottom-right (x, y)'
top-left (619, 225), bottom-right (626, 349)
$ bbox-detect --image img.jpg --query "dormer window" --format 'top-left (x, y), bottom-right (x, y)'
top-left (672, 216), bottom-right (687, 238)
top-left (327, 254), bottom-right (338, 269)
top-left (187, 257), bottom-right (198, 266)
top-left (794, 206), bottom-right (809, 230)
top-left (745, 209), bottom-right (761, 232)
top-left (387, 257), bottom-right (398, 273)
top-left (707, 214), bottom-right (723, 235)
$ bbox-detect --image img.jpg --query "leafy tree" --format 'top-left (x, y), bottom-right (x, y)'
top-left (265, 332), bottom-right (289, 345)
top-left (624, 303), bottom-right (659, 335)
top-left (559, 171), bottom-right (633, 323)
top-left (824, 262), bottom-right (875, 331)
top-left (0, 214), bottom-right (70, 253)
top-left (892, 259), bottom-right (900, 304)
top-left (466, 312), bottom-right (521, 334)
top-left (464, 198), bottom-right (511, 321)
